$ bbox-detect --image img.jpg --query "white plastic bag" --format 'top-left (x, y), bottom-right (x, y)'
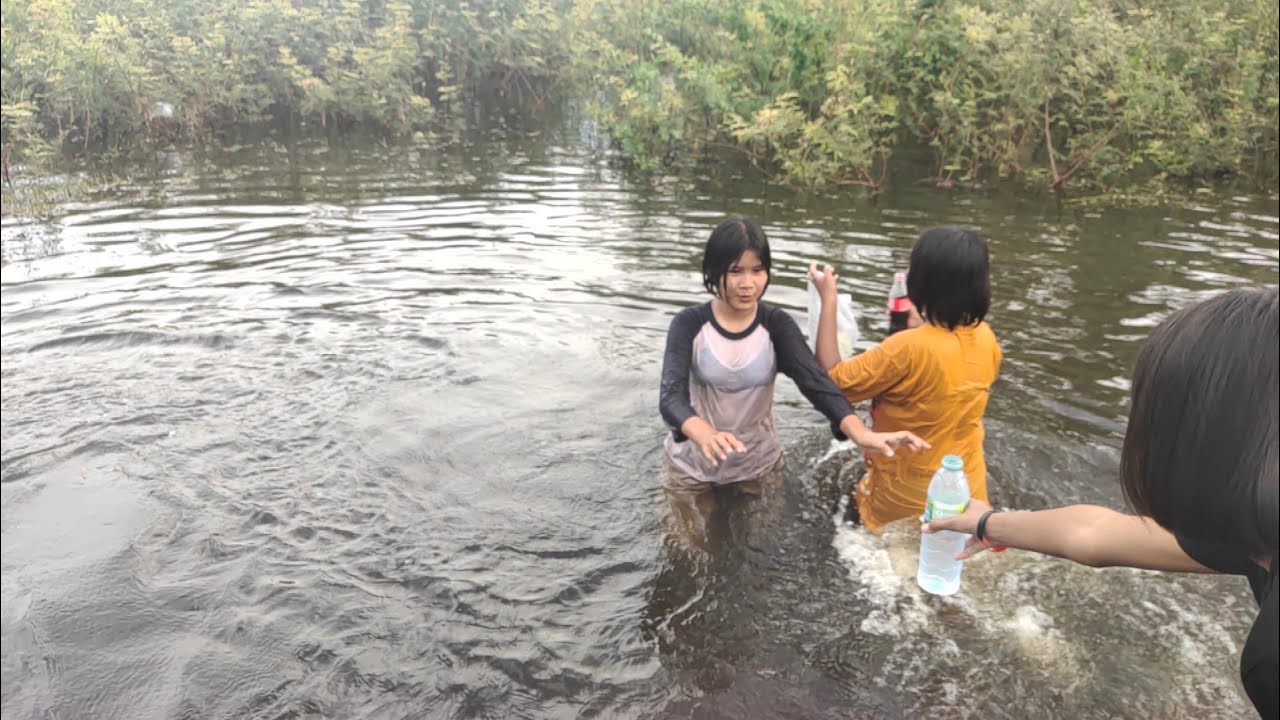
top-left (806, 273), bottom-right (859, 359)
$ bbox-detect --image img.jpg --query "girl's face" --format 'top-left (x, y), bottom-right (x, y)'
top-left (719, 249), bottom-right (768, 313)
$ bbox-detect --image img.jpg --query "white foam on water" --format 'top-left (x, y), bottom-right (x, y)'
top-left (812, 438), bottom-right (853, 467)
top-left (826, 492), bottom-right (1259, 718)
top-left (1004, 604), bottom-right (1052, 635)
top-left (832, 506), bottom-right (1088, 676)
top-left (996, 604), bottom-right (1081, 676)
top-left (1177, 633), bottom-right (1208, 666)
top-left (938, 680), bottom-right (960, 703)
top-left (829, 501), bottom-right (934, 638)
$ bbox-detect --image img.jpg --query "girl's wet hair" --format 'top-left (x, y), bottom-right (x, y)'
top-left (906, 227), bottom-right (991, 330)
top-left (1121, 286), bottom-right (1279, 556)
top-left (702, 217), bottom-right (772, 297)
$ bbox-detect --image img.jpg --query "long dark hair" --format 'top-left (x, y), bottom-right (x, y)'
top-left (1120, 286), bottom-right (1279, 556)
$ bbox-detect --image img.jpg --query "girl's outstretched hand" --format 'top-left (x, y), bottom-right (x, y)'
top-left (922, 498), bottom-right (991, 560)
top-left (807, 262), bottom-right (839, 303)
top-left (854, 429), bottom-right (929, 458)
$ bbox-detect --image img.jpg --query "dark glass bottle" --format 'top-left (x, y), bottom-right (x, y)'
top-left (887, 271), bottom-right (911, 335)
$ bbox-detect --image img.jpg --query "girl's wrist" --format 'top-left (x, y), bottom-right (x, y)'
top-left (842, 418), bottom-right (870, 442)
top-left (975, 509), bottom-right (1009, 553)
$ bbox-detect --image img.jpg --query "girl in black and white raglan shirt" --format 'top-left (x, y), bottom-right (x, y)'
top-left (659, 217), bottom-right (927, 491)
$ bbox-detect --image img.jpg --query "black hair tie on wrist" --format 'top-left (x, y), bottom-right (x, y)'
top-left (976, 509), bottom-right (997, 543)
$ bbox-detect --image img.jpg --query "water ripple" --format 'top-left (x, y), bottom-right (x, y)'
top-left (3, 136), bottom-right (1277, 719)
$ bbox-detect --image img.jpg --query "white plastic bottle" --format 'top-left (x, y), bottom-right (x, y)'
top-left (917, 454), bottom-right (970, 596)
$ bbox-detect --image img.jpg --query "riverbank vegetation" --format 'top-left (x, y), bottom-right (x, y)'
top-left (3, 0), bottom-right (1277, 201)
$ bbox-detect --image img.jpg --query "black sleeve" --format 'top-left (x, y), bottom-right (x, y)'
top-left (1180, 535), bottom-right (1278, 719)
top-left (1244, 667), bottom-right (1278, 720)
top-left (659, 306), bottom-right (704, 441)
top-left (764, 304), bottom-right (856, 440)
top-left (1177, 535), bottom-right (1268, 593)
top-left (1242, 620), bottom-right (1278, 720)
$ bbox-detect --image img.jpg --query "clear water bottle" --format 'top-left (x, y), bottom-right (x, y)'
top-left (917, 454), bottom-right (970, 596)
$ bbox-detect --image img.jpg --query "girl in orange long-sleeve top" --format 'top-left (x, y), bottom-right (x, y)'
top-left (809, 227), bottom-right (1001, 532)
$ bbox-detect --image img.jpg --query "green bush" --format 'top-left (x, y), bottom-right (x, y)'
top-left (570, 0), bottom-right (1279, 192)
top-left (2, 0), bottom-right (571, 164)
top-left (2, 0), bottom-right (1276, 194)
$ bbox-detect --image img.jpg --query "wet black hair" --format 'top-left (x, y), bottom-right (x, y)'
top-left (701, 217), bottom-right (772, 297)
top-left (906, 227), bottom-right (991, 330)
top-left (1120, 286), bottom-right (1279, 556)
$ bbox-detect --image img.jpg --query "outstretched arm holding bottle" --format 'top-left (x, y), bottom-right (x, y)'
top-left (922, 499), bottom-right (1218, 572)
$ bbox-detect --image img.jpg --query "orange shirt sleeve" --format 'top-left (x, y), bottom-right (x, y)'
top-left (826, 334), bottom-right (912, 403)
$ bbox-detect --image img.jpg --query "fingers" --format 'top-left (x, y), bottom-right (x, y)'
top-left (723, 433), bottom-right (747, 454)
top-left (896, 432), bottom-right (930, 451)
top-left (921, 515), bottom-right (952, 532)
top-left (861, 431), bottom-right (930, 457)
top-left (955, 538), bottom-right (987, 560)
top-left (717, 434), bottom-right (746, 459)
top-left (712, 435), bottom-right (734, 460)
top-left (921, 516), bottom-right (958, 533)
top-left (918, 524), bottom-right (986, 560)
top-left (700, 442), bottom-right (722, 466)
top-left (700, 433), bottom-right (747, 467)
top-left (964, 498), bottom-right (992, 516)
top-left (808, 262), bottom-right (827, 287)
top-left (922, 505), bottom-right (999, 561)
top-left (864, 437), bottom-right (895, 457)
top-left (922, 501), bottom-right (989, 532)
top-left (808, 262), bottom-right (839, 290)
top-left (820, 266), bottom-right (838, 291)
top-left (698, 436), bottom-right (727, 465)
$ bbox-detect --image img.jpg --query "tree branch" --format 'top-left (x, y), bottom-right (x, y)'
top-left (1055, 125), bottom-right (1120, 189)
top-left (1044, 101), bottom-right (1060, 187)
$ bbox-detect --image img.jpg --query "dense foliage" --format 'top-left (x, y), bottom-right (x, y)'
top-left (3, 0), bottom-right (1277, 194)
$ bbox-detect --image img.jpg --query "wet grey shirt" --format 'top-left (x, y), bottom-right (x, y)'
top-left (660, 301), bottom-right (856, 485)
